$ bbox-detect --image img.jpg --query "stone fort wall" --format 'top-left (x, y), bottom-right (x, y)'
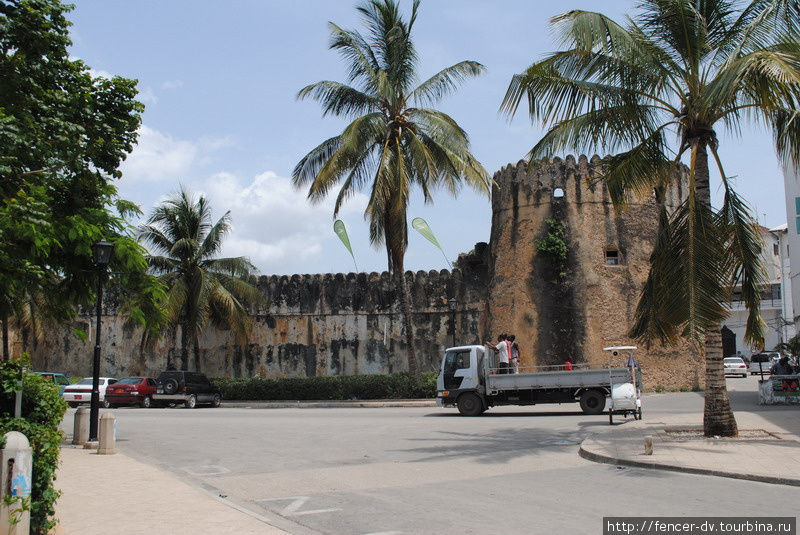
top-left (487, 155), bottom-right (701, 389)
top-left (20, 155), bottom-right (703, 389)
top-left (21, 248), bottom-right (490, 379)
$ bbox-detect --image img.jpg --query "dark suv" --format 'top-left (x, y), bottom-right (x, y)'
top-left (153, 371), bottom-right (221, 408)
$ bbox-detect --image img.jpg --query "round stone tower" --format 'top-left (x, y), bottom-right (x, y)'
top-left (487, 155), bottom-right (700, 388)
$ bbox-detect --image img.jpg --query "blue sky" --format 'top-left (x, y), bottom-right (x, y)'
top-left (69, 0), bottom-right (787, 276)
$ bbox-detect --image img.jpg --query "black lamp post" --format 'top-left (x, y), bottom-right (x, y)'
top-left (448, 297), bottom-right (457, 348)
top-left (89, 240), bottom-right (114, 443)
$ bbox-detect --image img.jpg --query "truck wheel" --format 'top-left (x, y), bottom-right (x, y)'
top-left (457, 393), bottom-right (483, 416)
top-left (579, 390), bottom-right (606, 415)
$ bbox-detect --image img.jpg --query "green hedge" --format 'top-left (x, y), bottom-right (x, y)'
top-left (1, 357), bottom-right (67, 535)
top-left (212, 371), bottom-right (437, 401)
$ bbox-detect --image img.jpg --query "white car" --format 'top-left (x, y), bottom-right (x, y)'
top-left (723, 357), bottom-right (748, 378)
top-left (62, 377), bottom-right (118, 408)
top-left (748, 353), bottom-right (781, 375)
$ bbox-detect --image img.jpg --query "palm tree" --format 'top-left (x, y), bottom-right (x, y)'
top-left (775, 333), bottom-right (800, 358)
top-left (140, 189), bottom-right (262, 371)
top-left (501, 0), bottom-right (800, 436)
top-left (293, 0), bottom-right (490, 376)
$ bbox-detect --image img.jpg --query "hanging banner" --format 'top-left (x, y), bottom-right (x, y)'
top-left (411, 217), bottom-right (452, 269)
top-left (334, 220), bottom-right (358, 271)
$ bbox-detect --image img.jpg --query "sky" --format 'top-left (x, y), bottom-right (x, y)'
top-left (68, 0), bottom-right (788, 276)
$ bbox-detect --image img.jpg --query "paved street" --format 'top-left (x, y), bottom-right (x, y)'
top-left (61, 376), bottom-right (800, 535)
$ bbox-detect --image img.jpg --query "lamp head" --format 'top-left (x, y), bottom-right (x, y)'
top-left (92, 240), bottom-right (114, 266)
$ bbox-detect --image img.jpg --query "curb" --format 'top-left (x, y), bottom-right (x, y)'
top-left (221, 399), bottom-right (437, 409)
top-left (578, 439), bottom-right (800, 487)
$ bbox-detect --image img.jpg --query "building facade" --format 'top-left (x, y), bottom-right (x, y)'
top-left (722, 225), bottom-right (795, 357)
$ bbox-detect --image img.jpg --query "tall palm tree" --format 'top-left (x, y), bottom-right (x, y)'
top-left (293, 0), bottom-right (490, 376)
top-left (140, 189), bottom-right (261, 371)
top-left (501, 0), bottom-right (800, 436)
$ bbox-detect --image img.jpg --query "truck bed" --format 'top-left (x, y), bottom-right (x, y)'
top-left (486, 367), bottom-right (636, 392)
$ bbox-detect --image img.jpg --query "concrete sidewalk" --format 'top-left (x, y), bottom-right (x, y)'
top-left (580, 407), bottom-right (800, 486)
top-left (54, 445), bottom-right (290, 535)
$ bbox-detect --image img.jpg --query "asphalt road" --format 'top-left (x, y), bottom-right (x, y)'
top-left (62, 375), bottom-right (799, 535)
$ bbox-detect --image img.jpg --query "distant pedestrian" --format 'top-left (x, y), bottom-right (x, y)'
top-left (563, 361), bottom-right (573, 371)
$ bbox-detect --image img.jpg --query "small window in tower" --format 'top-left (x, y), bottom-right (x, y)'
top-left (773, 243), bottom-right (779, 256)
top-left (553, 188), bottom-right (564, 198)
top-left (605, 248), bottom-right (620, 265)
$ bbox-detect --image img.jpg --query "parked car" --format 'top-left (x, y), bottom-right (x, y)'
top-left (749, 352), bottom-right (781, 375)
top-left (32, 372), bottom-right (71, 395)
top-left (153, 371), bottom-right (221, 408)
top-left (723, 357), bottom-right (748, 378)
top-left (105, 377), bottom-right (157, 408)
top-left (62, 377), bottom-right (118, 408)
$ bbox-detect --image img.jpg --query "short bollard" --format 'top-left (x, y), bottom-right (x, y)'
top-left (0, 431), bottom-right (32, 535)
top-left (644, 435), bottom-right (654, 455)
top-left (97, 412), bottom-right (116, 455)
top-left (72, 407), bottom-right (89, 446)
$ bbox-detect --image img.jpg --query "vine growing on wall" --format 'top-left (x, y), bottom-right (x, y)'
top-left (535, 219), bottom-right (568, 280)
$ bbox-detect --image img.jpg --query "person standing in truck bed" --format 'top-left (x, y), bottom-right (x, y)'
top-left (509, 334), bottom-right (520, 374)
top-left (486, 334), bottom-right (510, 374)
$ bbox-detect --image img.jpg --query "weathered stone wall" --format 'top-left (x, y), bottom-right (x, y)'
top-left (487, 155), bottom-right (702, 389)
top-left (22, 247), bottom-right (490, 378)
top-left (20, 155), bottom-right (704, 389)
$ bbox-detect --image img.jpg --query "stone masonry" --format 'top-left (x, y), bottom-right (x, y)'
top-left (20, 155), bottom-right (702, 389)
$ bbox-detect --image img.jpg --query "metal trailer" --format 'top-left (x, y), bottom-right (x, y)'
top-left (436, 344), bottom-right (643, 423)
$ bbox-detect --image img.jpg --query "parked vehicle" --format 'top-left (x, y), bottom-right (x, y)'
top-left (105, 377), bottom-right (157, 408)
top-left (436, 344), bottom-right (642, 422)
top-left (749, 352), bottom-right (781, 375)
top-left (723, 357), bottom-right (748, 378)
top-left (62, 377), bottom-right (118, 408)
top-left (153, 371), bottom-right (221, 408)
top-left (32, 372), bottom-right (71, 395)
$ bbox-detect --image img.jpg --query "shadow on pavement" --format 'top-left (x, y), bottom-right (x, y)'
top-left (392, 428), bottom-right (590, 464)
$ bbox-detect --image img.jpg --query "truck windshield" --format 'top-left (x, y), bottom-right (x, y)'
top-left (443, 350), bottom-right (470, 373)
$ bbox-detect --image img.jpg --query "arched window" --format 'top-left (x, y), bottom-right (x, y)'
top-left (553, 187), bottom-right (564, 198)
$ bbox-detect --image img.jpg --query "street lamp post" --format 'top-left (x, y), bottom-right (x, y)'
top-left (88, 240), bottom-right (114, 444)
top-left (448, 297), bottom-right (457, 348)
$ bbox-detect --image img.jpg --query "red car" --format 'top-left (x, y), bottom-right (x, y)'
top-left (105, 377), bottom-right (157, 408)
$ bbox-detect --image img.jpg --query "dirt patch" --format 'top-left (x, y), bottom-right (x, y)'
top-left (663, 428), bottom-right (782, 441)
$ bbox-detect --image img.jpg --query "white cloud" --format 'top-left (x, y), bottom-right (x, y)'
top-left (200, 170), bottom-right (366, 271)
top-left (120, 125), bottom-right (198, 183)
top-left (138, 86), bottom-right (158, 104)
top-left (161, 79), bottom-right (184, 90)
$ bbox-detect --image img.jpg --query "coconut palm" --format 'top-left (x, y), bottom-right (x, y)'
top-left (140, 189), bottom-right (261, 371)
top-left (501, 0), bottom-right (800, 436)
top-left (293, 0), bottom-right (490, 376)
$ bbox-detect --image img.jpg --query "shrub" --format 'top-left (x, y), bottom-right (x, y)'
top-left (212, 371), bottom-right (437, 401)
top-left (1, 357), bottom-right (67, 535)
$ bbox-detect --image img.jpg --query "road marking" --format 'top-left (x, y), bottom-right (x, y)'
top-left (182, 465), bottom-right (230, 476)
top-left (361, 532), bottom-right (405, 535)
top-left (254, 495), bottom-right (341, 516)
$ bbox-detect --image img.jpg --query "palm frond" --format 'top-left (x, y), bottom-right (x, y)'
top-left (199, 211), bottom-right (232, 260)
top-left (297, 81), bottom-right (379, 118)
top-left (410, 61), bottom-right (485, 106)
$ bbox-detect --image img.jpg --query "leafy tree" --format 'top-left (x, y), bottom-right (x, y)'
top-left (293, 0), bottom-right (490, 376)
top-left (140, 189), bottom-right (262, 371)
top-left (501, 0), bottom-right (800, 436)
top-left (0, 0), bottom-right (165, 358)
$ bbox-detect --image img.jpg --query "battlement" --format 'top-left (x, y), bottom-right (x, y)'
top-left (492, 154), bottom-right (686, 210)
top-left (259, 243), bottom-right (489, 315)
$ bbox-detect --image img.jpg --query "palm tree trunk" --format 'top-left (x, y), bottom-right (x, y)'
top-left (703, 330), bottom-right (738, 436)
top-left (193, 334), bottom-right (201, 372)
top-left (394, 265), bottom-right (419, 377)
top-left (180, 322), bottom-right (189, 371)
top-left (695, 140), bottom-right (738, 437)
top-left (1, 312), bottom-right (9, 362)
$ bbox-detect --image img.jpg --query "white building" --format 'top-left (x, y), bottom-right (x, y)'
top-left (783, 162), bottom-right (800, 332)
top-left (722, 225), bottom-right (795, 357)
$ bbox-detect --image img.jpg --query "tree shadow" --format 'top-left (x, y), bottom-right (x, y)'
top-left (390, 428), bottom-right (588, 464)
